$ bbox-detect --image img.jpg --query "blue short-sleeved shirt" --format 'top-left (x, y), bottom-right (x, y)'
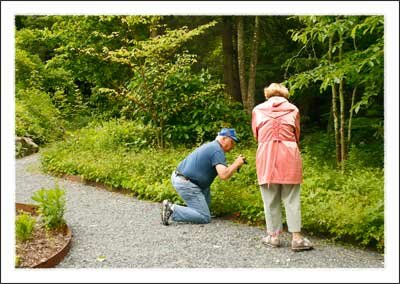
top-left (177, 140), bottom-right (227, 189)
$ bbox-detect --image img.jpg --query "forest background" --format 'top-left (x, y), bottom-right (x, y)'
top-left (11, 12), bottom-right (387, 254)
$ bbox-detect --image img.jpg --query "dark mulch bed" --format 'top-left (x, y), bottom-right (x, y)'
top-left (15, 213), bottom-right (70, 268)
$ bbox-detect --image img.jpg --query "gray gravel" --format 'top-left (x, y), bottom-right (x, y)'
top-left (16, 153), bottom-right (384, 268)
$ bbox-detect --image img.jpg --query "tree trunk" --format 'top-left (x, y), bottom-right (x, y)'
top-left (332, 85), bottom-right (341, 167)
top-left (222, 16), bottom-right (242, 103)
top-left (231, 21), bottom-right (241, 104)
top-left (246, 16), bottom-right (260, 114)
top-left (327, 104), bottom-right (333, 134)
top-left (339, 35), bottom-right (346, 170)
top-left (339, 78), bottom-right (345, 170)
top-left (328, 36), bottom-right (341, 167)
top-left (347, 86), bottom-right (357, 147)
top-left (237, 16), bottom-right (248, 111)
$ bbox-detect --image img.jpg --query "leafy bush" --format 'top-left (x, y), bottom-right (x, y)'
top-left (123, 52), bottom-right (252, 147)
top-left (300, 130), bottom-right (384, 169)
top-left (15, 27), bottom-right (89, 138)
top-left (15, 212), bottom-right (36, 241)
top-left (158, 68), bottom-right (252, 146)
top-left (63, 119), bottom-right (159, 152)
top-left (346, 143), bottom-right (384, 169)
top-left (31, 187), bottom-right (66, 229)
top-left (41, 141), bottom-right (186, 204)
top-left (16, 88), bottom-right (64, 145)
top-left (301, 154), bottom-right (384, 250)
top-left (15, 48), bottom-right (43, 90)
top-left (300, 131), bottom-right (336, 166)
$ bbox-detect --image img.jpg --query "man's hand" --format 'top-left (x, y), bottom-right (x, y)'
top-left (216, 155), bottom-right (247, 180)
top-left (236, 154), bottom-right (247, 172)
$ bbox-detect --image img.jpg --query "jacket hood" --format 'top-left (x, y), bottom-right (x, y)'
top-left (255, 96), bottom-right (296, 118)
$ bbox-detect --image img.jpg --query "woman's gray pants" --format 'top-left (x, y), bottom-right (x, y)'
top-left (259, 184), bottom-right (301, 236)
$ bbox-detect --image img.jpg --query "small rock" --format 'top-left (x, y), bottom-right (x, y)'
top-left (15, 136), bottom-right (39, 158)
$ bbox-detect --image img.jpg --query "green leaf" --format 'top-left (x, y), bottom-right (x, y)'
top-left (96, 255), bottom-right (106, 262)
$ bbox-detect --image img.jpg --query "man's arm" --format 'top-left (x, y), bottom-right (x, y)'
top-left (216, 155), bottom-right (246, 180)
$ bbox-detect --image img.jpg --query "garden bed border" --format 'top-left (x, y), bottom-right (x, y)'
top-left (16, 202), bottom-right (73, 268)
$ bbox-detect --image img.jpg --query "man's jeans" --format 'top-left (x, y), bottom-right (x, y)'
top-left (171, 171), bottom-right (211, 224)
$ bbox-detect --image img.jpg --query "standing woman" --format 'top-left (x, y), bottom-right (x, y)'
top-left (252, 83), bottom-right (313, 251)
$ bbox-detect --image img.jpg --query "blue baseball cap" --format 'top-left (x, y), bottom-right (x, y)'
top-left (218, 128), bottom-right (239, 142)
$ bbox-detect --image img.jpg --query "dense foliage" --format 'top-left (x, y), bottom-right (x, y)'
top-left (284, 16), bottom-right (384, 170)
top-left (15, 88), bottom-right (64, 144)
top-left (15, 15), bottom-right (383, 149)
top-left (15, 16), bottom-right (251, 147)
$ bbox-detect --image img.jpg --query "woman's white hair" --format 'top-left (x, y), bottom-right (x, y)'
top-left (264, 83), bottom-right (289, 99)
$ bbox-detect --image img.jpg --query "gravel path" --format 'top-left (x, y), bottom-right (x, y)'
top-left (15, 154), bottom-right (384, 268)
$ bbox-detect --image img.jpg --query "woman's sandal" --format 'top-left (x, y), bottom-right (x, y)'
top-left (262, 235), bottom-right (281, 248)
top-left (292, 237), bottom-right (313, 251)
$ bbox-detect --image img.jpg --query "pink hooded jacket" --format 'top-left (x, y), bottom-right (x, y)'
top-left (252, 96), bottom-right (302, 185)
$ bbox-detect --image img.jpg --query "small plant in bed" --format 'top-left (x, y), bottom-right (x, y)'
top-left (15, 186), bottom-right (70, 268)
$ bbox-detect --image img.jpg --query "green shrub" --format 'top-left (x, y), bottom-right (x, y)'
top-left (16, 88), bottom-right (64, 145)
top-left (346, 143), bottom-right (384, 169)
top-left (65, 119), bottom-right (158, 152)
top-left (301, 154), bottom-right (384, 250)
top-left (124, 58), bottom-right (252, 147)
top-left (15, 212), bottom-right (36, 242)
top-left (15, 48), bottom-right (43, 90)
top-left (31, 187), bottom-right (66, 229)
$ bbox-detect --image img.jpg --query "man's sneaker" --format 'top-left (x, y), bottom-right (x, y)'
top-left (262, 235), bottom-right (281, 248)
top-left (161, 200), bottom-right (173, 226)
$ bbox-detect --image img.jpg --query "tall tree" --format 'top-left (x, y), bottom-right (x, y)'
top-left (222, 16), bottom-right (241, 103)
top-left (338, 30), bottom-right (346, 168)
top-left (247, 16), bottom-right (260, 113)
top-left (237, 16), bottom-right (261, 114)
top-left (285, 16), bottom-right (383, 170)
top-left (104, 19), bottom-right (218, 147)
top-left (237, 16), bottom-right (247, 108)
top-left (328, 34), bottom-right (341, 166)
